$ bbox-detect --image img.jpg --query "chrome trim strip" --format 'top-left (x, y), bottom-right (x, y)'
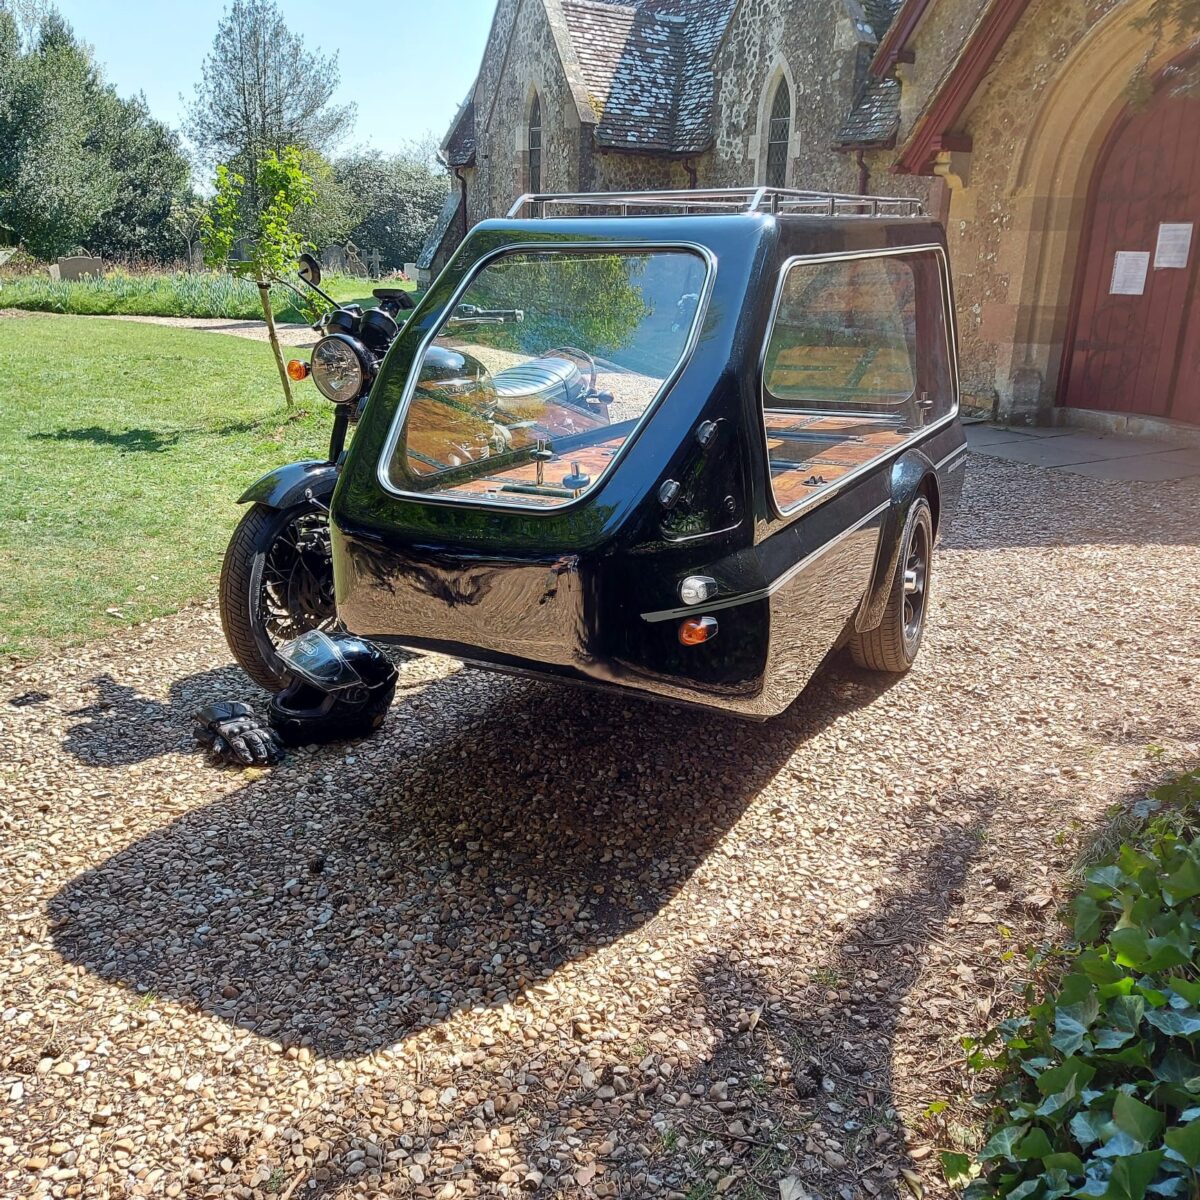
top-left (640, 500), bottom-right (890, 623)
top-left (756, 244), bottom-right (963, 523)
top-left (374, 240), bottom-right (717, 515)
top-left (935, 443), bottom-right (969, 470)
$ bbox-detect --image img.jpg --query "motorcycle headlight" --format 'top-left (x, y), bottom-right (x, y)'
top-left (310, 335), bottom-right (369, 404)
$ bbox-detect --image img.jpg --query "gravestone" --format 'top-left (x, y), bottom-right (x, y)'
top-left (344, 241), bottom-right (368, 278)
top-left (403, 262), bottom-right (417, 280)
top-left (365, 249), bottom-right (382, 278)
top-left (57, 255), bottom-right (104, 281)
top-left (321, 244), bottom-right (347, 273)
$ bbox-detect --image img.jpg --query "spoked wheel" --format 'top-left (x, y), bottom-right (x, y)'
top-left (849, 496), bottom-right (934, 674)
top-left (219, 501), bottom-right (338, 691)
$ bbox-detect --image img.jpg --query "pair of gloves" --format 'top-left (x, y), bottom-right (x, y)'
top-left (193, 701), bottom-right (284, 766)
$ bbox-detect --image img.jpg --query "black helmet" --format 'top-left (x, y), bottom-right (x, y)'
top-left (268, 630), bottom-right (398, 745)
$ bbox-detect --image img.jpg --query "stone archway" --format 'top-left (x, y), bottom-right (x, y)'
top-left (945, 0), bottom-right (1188, 419)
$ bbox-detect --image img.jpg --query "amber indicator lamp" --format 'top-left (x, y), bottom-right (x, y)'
top-left (678, 615), bottom-right (718, 645)
top-left (287, 359), bottom-right (311, 381)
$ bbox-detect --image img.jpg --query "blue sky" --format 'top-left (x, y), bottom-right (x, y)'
top-left (52, 0), bottom-right (494, 156)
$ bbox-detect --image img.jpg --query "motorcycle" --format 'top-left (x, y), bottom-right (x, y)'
top-left (218, 252), bottom-right (414, 690)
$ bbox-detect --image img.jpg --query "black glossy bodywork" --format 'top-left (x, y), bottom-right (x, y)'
top-left (330, 212), bottom-right (967, 717)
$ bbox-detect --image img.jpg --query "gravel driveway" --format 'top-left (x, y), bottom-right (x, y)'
top-left (2, 454), bottom-right (1198, 1200)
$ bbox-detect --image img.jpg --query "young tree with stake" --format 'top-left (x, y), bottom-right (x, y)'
top-left (201, 147), bottom-right (316, 408)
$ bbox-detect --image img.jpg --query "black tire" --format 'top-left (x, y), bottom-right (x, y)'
top-left (849, 496), bottom-right (934, 674)
top-left (218, 502), bottom-right (337, 691)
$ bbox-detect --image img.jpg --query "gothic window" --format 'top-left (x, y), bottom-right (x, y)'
top-left (765, 79), bottom-right (791, 188)
top-left (528, 93), bottom-right (542, 192)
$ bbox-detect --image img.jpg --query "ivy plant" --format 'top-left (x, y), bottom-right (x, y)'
top-left (958, 772), bottom-right (1200, 1200)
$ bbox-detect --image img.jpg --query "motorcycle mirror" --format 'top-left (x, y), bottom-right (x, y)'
top-left (298, 252), bottom-right (322, 287)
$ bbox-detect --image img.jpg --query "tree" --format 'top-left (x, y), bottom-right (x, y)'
top-left (186, 0), bottom-right (355, 218)
top-left (202, 146), bottom-right (316, 407)
top-left (334, 143), bottom-right (451, 270)
top-left (87, 93), bottom-right (192, 260)
top-left (0, 12), bottom-right (118, 258)
top-left (0, 7), bottom-right (192, 260)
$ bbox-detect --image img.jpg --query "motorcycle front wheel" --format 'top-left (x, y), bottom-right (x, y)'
top-left (218, 501), bottom-right (338, 691)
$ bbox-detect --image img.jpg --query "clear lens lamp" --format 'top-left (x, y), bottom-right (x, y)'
top-left (679, 575), bottom-right (717, 605)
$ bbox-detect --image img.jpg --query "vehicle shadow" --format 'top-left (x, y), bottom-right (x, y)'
top-left (49, 658), bottom-right (900, 1059)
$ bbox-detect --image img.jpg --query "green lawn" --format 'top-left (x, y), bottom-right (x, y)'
top-left (0, 271), bottom-right (416, 323)
top-left (0, 315), bottom-right (333, 658)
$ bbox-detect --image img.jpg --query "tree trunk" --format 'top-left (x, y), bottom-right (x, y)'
top-left (257, 281), bottom-right (293, 408)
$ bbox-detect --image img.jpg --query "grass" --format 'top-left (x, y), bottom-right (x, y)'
top-left (0, 270), bottom-right (415, 323)
top-left (0, 314), bottom-right (332, 658)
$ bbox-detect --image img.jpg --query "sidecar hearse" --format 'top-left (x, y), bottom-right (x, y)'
top-left (329, 188), bottom-right (967, 718)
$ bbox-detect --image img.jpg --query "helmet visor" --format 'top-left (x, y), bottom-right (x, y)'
top-left (277, 630), bottom-right (364, 691)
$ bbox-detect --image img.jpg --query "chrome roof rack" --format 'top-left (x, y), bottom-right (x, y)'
top-left (506, 187), bottom-right (925, 219)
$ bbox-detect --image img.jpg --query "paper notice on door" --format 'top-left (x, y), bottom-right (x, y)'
top-left (1154, 223), bottom-right (1193, 269)
top-left (1110, 251), bottom-right (1150, 295)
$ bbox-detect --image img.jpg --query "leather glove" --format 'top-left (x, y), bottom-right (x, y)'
top-left (193, 702), bottom-right (284, 766)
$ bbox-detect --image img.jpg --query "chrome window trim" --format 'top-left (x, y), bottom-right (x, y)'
top-left (374, 240), bottom-right (717, 514)
top-left (640, 499), bottom-right (892, 623)
top-left (757, 243), bottom-right (962, 522)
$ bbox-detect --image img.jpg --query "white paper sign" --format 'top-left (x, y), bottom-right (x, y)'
top-left (1110, 251), bottom-right (1150, 295)
top-left (1154, 223), bottom-right (1193, 269)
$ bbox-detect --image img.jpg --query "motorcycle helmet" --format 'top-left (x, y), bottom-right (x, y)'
top-left (268, 630), bottom-right (398, 745)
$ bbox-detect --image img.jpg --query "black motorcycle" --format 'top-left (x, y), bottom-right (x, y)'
top-left (219, 253), bottom-right (413, 690)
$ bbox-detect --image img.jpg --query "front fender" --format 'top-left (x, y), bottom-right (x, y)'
top-left (853, 449), bottom-right (938, 634)
top-left (237, 461), bottom-right (339, 509)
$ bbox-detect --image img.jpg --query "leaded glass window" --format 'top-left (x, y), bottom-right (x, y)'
top-left (766, 80), bottom-right (790, 188)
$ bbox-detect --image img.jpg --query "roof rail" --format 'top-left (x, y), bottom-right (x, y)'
top-left (506, 187), bottom-right (925, 219)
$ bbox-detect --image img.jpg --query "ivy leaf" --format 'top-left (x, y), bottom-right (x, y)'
top-left (1069, 1108), bottom-right (1111, 1148)
top-left (939, 1151), bottom-right (974, 1188)
top-left (1106, 1150), bottom-right (1166, 1200)
top-left (980, 1123), bottom-right (1029, 1162)
top-left (1111, 927), bottom-right (1151, 970)
top-left (1164, 1117), bottom-right (1200, 1168)
top-left (1054, 990), bottom-right (1101, 1054)
top-left (1015, 1127), bottom-right (1055, 1160)
top-left (1075, 895), bottom-right (1103, 943)
top-left (1044, 1152), bottom-right (1084, 1174)
top-left (1151, 1048), bottom-right (1200, 1087)
top-left (1165, 977), bottom-right (1200, 1007)
top-left (1145, 1008), bottom-right (1200, 1038)
top-left (1160, 853), bottom-right (1200, 905)
top-left (1038, 1057), bottom-right (1097, 1098)
top-left (1112, 1092), bottom-right (1165, 1146)
top-left (1096, 1129), bottom-right (1148, 1159)
top-left (1086, 864), bottom-right (1127, 891)
top-left (1094, 995), bottom-right (1146, 1049)
top-left (1147, 1178), bottom-right (1189, 1197)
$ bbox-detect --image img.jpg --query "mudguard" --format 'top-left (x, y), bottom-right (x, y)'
top-left (237, 461), bottom-right (339, 510)
top-left (853, 449), bottom-right (939, 634)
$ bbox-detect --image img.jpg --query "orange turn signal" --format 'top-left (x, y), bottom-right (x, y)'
top-left (678, 615), bottom-right (718, 646)
top-left (287, 359), bottom-right (311, 381)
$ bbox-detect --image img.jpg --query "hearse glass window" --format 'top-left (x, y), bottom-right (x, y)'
top-left (761, 249), bottom-right (952, 513)
top-left (386, 248), bottom-right (709, 507)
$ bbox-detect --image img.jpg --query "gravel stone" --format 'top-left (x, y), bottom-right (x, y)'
top-left (1, 453), bottom-right (1197, 1197)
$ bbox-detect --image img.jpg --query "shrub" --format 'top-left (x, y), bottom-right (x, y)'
top-left (956, 771), bottom-right (1200, 1200)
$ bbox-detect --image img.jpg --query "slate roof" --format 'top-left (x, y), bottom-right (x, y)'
top-left (837, 75), bottom-right (902, 146)
top-left (416, 190), bottom-right (462, 270)
top-left (561, 0), bottom-right (736, 153)
top-left (443, 98), bottom-right (476, 167)
top-left (860, 0), bottom-right (904, 41)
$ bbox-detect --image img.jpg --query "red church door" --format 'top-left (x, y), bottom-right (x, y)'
top-left (1062, 85), bottom-right (1200, 425)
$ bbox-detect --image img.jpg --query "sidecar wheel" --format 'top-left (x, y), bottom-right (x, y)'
top-left (219, 502), bottom-right (337, 691)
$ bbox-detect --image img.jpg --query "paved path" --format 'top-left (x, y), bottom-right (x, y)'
top-left (2, 453), bottom-right (1198, 1198)
top-left (966, 421), bottom-right (1200, 481)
